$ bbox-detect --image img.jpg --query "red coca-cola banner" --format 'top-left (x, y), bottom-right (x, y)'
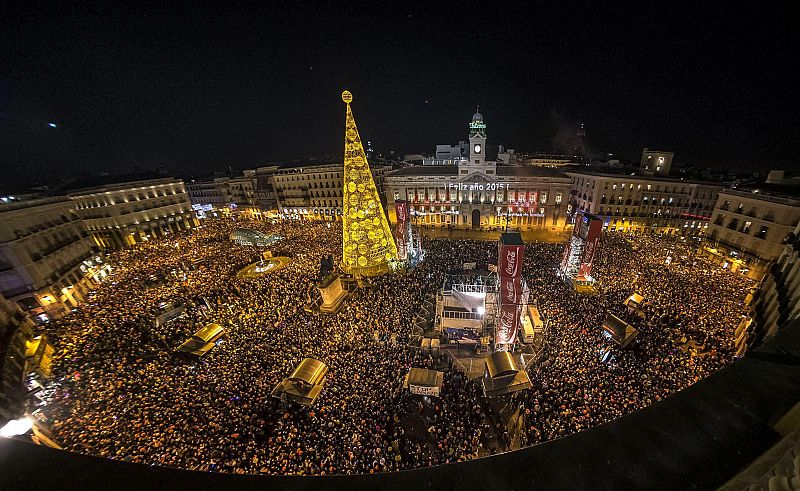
top-left (501, 276), bottom-right (523, 304)
top-left (578, 216), bottom-right (603, 277)
top-left (498, 243), bottom-right (525, 279)
top-left (395, 201), bottom-right (409, 260)
top-left (496, 276), bottom-right (522, 346)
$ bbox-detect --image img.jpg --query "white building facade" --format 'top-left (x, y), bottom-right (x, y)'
top-left (0, 197), bottom-right (107, 322)
top-left (70, 179), bottom-right (197, 249)
top-left (567, 172), bottom-right (724, 235)
top-left (703, 189), bottom-right (800, 279)
top-left (385, 110), bottom-right (573, 231)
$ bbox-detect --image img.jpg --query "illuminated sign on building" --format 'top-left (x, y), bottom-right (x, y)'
top-left (448, 182), bottom-right (508, 191)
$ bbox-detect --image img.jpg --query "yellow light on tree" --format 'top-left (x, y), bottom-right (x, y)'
top-left (340, 90), bottom-right (397, 275)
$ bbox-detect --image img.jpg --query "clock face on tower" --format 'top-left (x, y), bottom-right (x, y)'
top-left (474, 144), bottom-right (482, 154)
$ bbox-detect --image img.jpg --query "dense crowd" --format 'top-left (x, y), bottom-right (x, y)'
top-left (41, 218), bottom-right (752, 475)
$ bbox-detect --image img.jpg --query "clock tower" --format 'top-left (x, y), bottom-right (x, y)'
top-left (468, 106), bottom-right (487, 166)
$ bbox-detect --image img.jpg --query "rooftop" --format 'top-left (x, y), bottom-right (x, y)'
top-left (721, 186), bottom-right (800, 205)
top-left (0, 196), bottom-right (72, 214)
top-left (54, 172), bottom-right (169, 193)
top-left (496, 166), bottom-right (569, 178)
top-left (67, 177), bottom-right (184, 197)
top-left (566, 170), bottom-right (731, 186)
top-left (388, 165), bottom-right (569, 178)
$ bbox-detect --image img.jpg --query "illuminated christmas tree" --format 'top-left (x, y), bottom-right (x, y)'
top-left (340, 90), bottom-right (397, 275)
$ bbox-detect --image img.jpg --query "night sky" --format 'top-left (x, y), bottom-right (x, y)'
top-left (2, 3), bottom-right (798, 185)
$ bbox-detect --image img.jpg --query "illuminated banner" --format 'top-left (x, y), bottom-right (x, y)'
top-left (395, 201), bottom-right (410, 260)
top-left (448, 182), bottom-right (508, 191)
top-left (572, 213), bottom-right (586, 239)
top-left (496, 276), bottom-right (522, 346)
top-left (498, 235), bottom-right (525, 279)
top-left (496, 232), bottom-right (526, 346)
top-left (409, 384), bottom-right (440, 397)
top-left (501, 276), bottom-right (523, 304)
top-left (578, 214), bottom-right (603, 277)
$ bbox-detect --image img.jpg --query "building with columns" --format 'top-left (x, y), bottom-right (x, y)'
top-left (385, 109), bottom-right (573, 231)
top-left (70, 179), bottom-right (197, 249)
top-left (0, 197), bottom-right (107, 322)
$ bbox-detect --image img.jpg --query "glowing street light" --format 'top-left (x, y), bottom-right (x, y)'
top-left (0, 417), bottom-right (33, 437)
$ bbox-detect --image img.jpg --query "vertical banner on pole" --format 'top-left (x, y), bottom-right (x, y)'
top-left (578, 217), bottom-right (603, 277)
top-left (496, 232), bottom-right (526, 347)
top-left (395, 200), bottom-right (409, 261)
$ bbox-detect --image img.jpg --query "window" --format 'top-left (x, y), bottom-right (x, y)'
top-left (757, 226), bottom-right (769, 239)
top-left (742, 221), bottom-right (752, 234)
top-left (540, 192), bottom-right (547, 204)
top-left (736, 203), bottom-right (744, 213)
top-left (555, 193), bottom-right (562, 204)
top-left (721, 200), bottom-right (730, 211)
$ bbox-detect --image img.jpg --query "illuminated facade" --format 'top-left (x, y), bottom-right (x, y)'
top-left (568, 172), bottom-right (724, 236)
top-left (385, 109), bottom-right (573, 231)
top-left (0, 197), bottom-right (107, 322)
top-left (340, 91), bottom-right (397, 275)
top-left (703, 188), bottom-right (800, 279)
top-left (269, 163), bottom-right (392, 220)
top-left (70, 179), bottom-right (197, 249)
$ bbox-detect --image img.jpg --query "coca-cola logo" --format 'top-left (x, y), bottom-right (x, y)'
top-left (504, 279), bottom-right (517, 303)
top-left (497, 308), bottom-right (516, 342)
top-left (500, 308), bottom-right (514, 326)
top-left (503, 248), bottom-right (519, 276)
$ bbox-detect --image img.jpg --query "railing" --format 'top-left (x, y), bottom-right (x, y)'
top-left (451, 283), bottom-right (492, 294)
top-left (441, 309), bottom-right (483, 320)
top-left (41, 235), bottom-right (84, 257)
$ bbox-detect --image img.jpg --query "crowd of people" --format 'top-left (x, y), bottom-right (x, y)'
top-left (40, 218), bottom-right (753, 475)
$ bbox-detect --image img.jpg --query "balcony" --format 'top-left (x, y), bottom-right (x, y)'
top-left (41, 235), bottom-right (83, 257)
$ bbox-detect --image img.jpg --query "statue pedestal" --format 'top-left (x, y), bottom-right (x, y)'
top-left (317, 274), bottom-right (351, 313)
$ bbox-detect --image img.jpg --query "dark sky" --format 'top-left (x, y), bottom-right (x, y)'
top-left (1, 2), bottom-right (799, 185)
